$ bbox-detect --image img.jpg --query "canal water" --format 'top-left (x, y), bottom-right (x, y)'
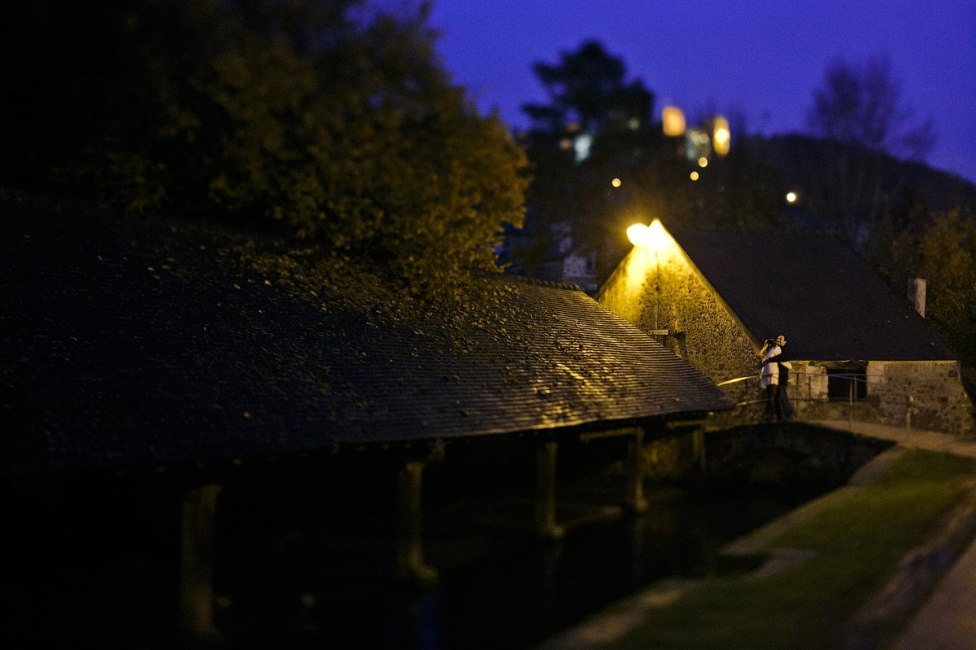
top-left (4, 436), bottom-right (861, 649)
top-left (215, 483), bottom-right (826, 649)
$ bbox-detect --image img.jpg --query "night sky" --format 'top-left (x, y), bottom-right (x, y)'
top-left (430, 0), bottom-right (976, 184)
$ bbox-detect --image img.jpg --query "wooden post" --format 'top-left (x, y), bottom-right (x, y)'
top-left (396, 460), bottom-right (438, 584)
top-left (849, 377), bottom-right (854, 428)
top-left (692, 427), bottom-right (707, 474)
top-left (180, 484), bottom-right (221, 644)
top-left (625, 428), bottom-right (649, 513)
top-left (536, 441), bottom-right (565, 540)
top-left (906, 390), bottom-right (914, 439)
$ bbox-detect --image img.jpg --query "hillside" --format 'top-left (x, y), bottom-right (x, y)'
top-left (752, 133), bottom-right (976, 216)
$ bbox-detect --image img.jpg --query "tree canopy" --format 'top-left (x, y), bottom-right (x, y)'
top-left (884, 208), bottom-right (976, 364)
top-left (799, 55), bottom-right (940, 246)
top-left (1, 0), bottom-right (529, 293)
top-left (509, 40), bottom-right (783, 285)
top-left (522, 40), bottom-right (654, 134)
top-left (806, 55), bottom-right (935, 161)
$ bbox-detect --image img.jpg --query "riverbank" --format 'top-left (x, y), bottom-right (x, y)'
top-left (541, 420), bottom-right (976, 649)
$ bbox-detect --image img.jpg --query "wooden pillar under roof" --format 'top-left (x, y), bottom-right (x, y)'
top-left (625, 428), bottom-right (649, 513)
top-left (535, 441), bottom-right (565, 540)
top-left (180, 483), bottom-right (221, 644)
top-left (396, 459), bottom-right (438, 584)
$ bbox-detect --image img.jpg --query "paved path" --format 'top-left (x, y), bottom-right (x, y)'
top-left (812, 419), bottom-right (976, 459)
top-left (892, 538), bottom-right (976, 649)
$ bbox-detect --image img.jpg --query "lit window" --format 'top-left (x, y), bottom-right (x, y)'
top-left (662, 106), bottom-right (686, 136)
top-left (574, 133), bottom-right (593, 162)
top-left (713, 116), bottom-right (730, 156)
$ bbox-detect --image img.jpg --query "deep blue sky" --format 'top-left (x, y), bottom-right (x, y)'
top-left (429, 0), bottom-right (976, 184)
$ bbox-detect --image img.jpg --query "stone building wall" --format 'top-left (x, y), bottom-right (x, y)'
top-left (598, 235), bottom-right (760, 410)
top-left (787, 362), bottom-right (879, 424)
top-left (872, 361), bottom-right (974, 435)
top-left (599, 235), bottom-right (975, 437)
top-left (779, 361), bottom-right (974, 436)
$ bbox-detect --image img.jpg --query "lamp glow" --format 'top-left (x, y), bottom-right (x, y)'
top-left (626, 223), bottom-right (650, 247)
top-left (628, 219), bottom-right (667, 249)
top-left (647, 219), bottom-right (666, 249)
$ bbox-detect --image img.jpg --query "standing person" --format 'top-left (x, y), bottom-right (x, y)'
top-left (759, 338), bottom-right (781, 421)
top-left (771, 334), bottom-right (795, 420)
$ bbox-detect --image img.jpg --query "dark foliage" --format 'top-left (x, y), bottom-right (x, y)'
top-left (0, 0), bottom-right (529, 296)
top-left (508, 41), bottom-right (786, 286)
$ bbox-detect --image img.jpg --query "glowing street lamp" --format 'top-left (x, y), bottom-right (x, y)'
top-left (626, 219), bottom-right (666, 249)
top-left (626, 223), bottom-right (650, 247)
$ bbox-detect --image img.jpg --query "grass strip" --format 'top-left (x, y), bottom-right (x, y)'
top-left (600, 449), bottom-right (976, 650)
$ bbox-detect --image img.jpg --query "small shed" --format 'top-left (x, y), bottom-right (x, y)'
top-left (598, 221), bottom-right (975, 435)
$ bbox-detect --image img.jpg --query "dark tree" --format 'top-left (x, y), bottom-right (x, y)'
top-left (0, 0), bottom-right (529, 293)
top-left (522, 40), bottom-right (654, 134)
top-left (802, 55), bottom-right (938, 245)
top-left (885, 207), bottom-right (976, 365)
top-left (510, 41), bottom-right (662, 283)
top-left (806, 55), bottom-right (935, 160)
top-left (508, 40), bottom-right (786, 287)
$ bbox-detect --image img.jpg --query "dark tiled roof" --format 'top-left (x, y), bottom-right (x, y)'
top-left (0, 192), bottom-right (732, 476)
top-left (665, 224), bottom-right (956, 361)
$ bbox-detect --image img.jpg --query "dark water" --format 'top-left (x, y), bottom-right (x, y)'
top-left (214, 487), bottom-right (813, 650)
top-left (3, 452), bottom-right (844, 649)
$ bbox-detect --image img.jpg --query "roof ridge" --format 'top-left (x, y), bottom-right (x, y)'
top-left (498, 273), bottom-right (584, 292)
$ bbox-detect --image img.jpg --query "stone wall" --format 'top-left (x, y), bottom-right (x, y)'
top-left (638, 422), bottom-right (891, 486)
top-left (599, 235), bottom-right (759, 409)
top-left (871, 361), bottom-right (975, 435)
top-left (778, 361), bottom-right (974, 436)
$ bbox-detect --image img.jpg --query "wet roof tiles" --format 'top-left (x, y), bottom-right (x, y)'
top-left (0, 192), bottom-right (732, 476)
